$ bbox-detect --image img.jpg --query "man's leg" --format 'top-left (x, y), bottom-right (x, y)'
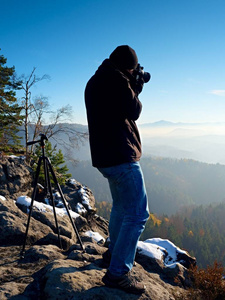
top-left (98, 162), bottom-right (149, 276)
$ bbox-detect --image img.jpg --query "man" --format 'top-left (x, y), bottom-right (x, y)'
top-left (85, 45), bottom-right (149, 294)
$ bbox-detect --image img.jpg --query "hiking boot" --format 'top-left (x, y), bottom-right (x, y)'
top-left (101, 249), bottom-right (111, 268)
top-left (102, 270), bottom-right (146, 295)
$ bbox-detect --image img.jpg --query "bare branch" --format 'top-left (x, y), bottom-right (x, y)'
top-left (18, 68), bottom-right (87, 164)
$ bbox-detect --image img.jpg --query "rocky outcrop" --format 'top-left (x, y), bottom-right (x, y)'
top-left (0, 156), bottom-right (33, 198)
top-left (0, 157), bottom-right (195, 299)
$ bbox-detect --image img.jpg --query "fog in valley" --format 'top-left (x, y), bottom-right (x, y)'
top-left (139, 121), bottom-right (225, 164)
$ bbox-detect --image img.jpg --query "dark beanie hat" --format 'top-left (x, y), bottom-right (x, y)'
top-left (109, 45), bottom-right (138, 70)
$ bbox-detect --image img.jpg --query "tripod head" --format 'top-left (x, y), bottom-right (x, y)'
top-left (27, 134), bottom-right (48, 147)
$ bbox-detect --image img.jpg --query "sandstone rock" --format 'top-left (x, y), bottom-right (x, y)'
top-left (0, 196), bottom-right (65, 247)
top-left (18, 243), bottom-right (186, 300)
top-left (0, 157), bottom-right (191, 299)
top-left (0, 157), bottom-right (33, 197)
top-left (62, 181), bottom-right (96, 215)
top-left (22, 245), bottom-right (65, 262)
top-left (0, 239), bottom-right (189, 300)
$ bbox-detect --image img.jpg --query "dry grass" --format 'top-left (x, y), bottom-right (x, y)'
top-left (186, 261), bottom-right (225, 300)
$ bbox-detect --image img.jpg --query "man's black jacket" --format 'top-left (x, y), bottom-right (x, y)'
top-left (85, 59), bottom-right (142, 168)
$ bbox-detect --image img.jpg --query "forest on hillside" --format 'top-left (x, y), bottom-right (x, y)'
top-left (70, 156), bottom-right (225, 216)
top-left (142, 201), bottom-right (225, 269)
top-left (96, 200), bottom-right (225, 269)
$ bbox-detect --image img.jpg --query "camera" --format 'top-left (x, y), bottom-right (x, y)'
top-left (133, 64), bottom-right (151, 83)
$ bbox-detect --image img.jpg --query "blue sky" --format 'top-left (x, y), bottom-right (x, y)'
top-left (1, 0), bottom-right (225, 125)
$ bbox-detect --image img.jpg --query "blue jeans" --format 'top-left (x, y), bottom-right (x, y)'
top-left (98, 162), bottom-right (149, 277)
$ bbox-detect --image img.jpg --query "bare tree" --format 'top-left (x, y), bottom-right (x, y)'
top-left (19, 68), bottom-right (88, 163)
top-left (19, 67), bottom-right (50, 158)
top-left (27, 95), bottom-right (49, 154)
top-left (28, 98), bottom-right (88, 163)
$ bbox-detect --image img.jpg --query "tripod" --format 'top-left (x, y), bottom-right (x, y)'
top-left (20, 134), bottom-right (84, 258)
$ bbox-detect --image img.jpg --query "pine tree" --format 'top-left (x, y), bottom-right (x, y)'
top-left (32, 141), bottom-right (71, 186)
top-left (0, 50), bottom-right (23, 153)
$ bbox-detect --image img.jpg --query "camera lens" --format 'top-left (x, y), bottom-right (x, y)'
top-left (143, 72), bottom-right (151, 83)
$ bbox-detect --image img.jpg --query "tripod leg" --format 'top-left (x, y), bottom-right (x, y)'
top-left (44, 157), bottom-right (62, 249)
top-left (20, 157), bottom-right (42, 258)
top-left (46, 158), bottom-right (85, 251)
top-left (42, 151), bottom-right (50, 201)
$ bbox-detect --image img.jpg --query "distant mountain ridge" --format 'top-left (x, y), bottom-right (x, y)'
top-left (23, 120), bottom-right (225, 132)
top-left (139, 120), bottom-right (225, 127)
